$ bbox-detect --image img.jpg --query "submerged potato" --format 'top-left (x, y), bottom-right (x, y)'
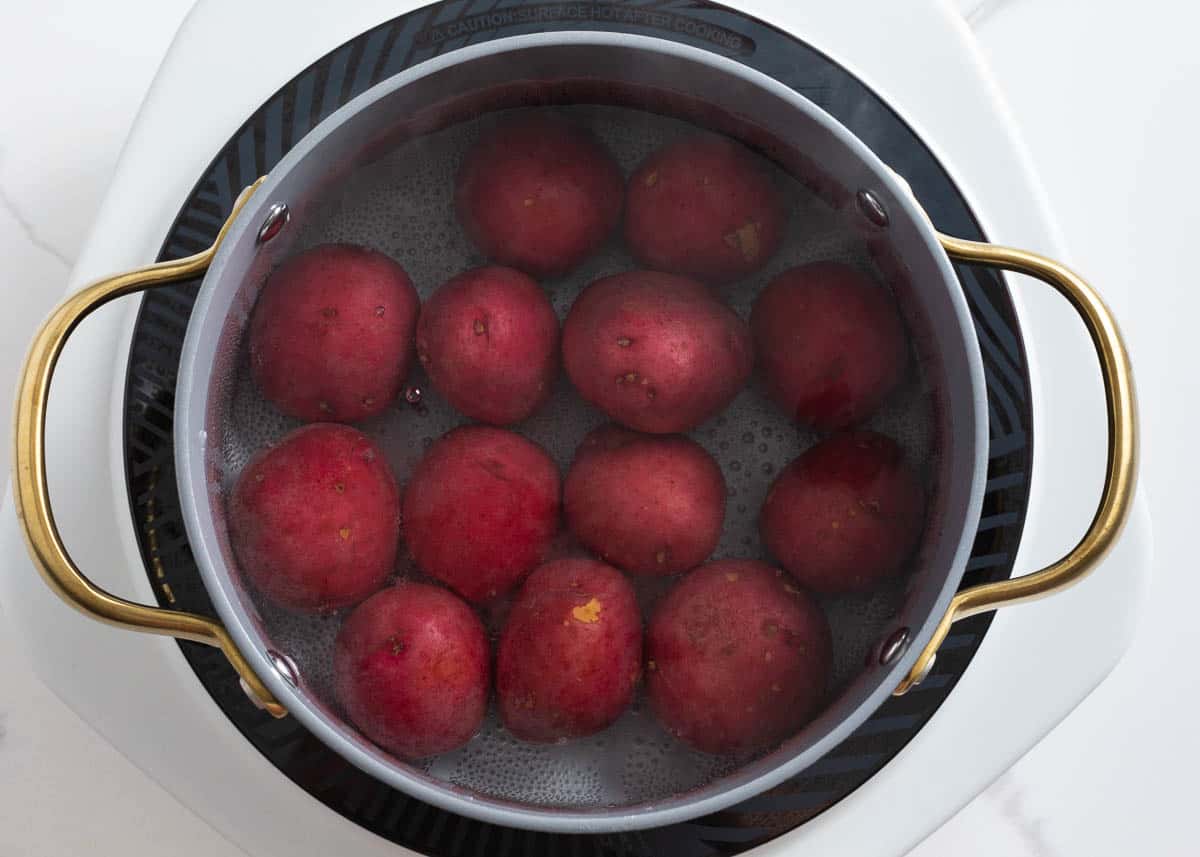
top-left (455, 114), bottom-right (623, 278)
top-left (416, 265), bottom-right (559, 425)
top-left (624, 134), bottom-right (786, 284)
top-left (752, 262), bottom-right (909, 430)
top-left (228, 424), bottom-right (400, 612)
top-left (646, 560), bottom-right (832, 755)
top-left (760, 431), bottom-right (925, 593)
top-left (564, 425), bottom-right (725, 575)
top-left (497, 559), bottom-right (642, 742)
top-left (561, 270), bottom-right (753, 434)
top-left (334, 582), bottom-right (489, 758)
top-left (249, 243), bottom-right (419, 423)
top-left (402, 426), bottom-right (561, 602)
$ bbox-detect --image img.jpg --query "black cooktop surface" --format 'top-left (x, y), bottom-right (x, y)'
top-left (122, 2), bottom-right (1033, 854)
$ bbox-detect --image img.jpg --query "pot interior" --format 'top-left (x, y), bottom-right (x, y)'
top-left (177, 34), bottom-right (985, 833)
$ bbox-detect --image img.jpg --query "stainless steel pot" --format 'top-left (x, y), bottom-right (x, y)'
top-left (13, 32), bottom-right (1136, 833)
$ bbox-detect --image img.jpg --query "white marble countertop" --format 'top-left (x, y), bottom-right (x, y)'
top-left (1, 1), bottom-right (1196, 855)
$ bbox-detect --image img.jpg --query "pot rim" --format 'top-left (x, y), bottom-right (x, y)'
top-left (175, 30), bottom-right (988, 834)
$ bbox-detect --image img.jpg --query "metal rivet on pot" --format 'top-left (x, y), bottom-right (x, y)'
top-left (268, 649), bottom-right (300, 687)
top-left (256, 202), bottom-right (290, 245)
top-left (877, 627), bottom-right (911, 666)
top-left (404, 386), bottom-right (423, 406)
top-left (856, 189), bottom-right (889, 228)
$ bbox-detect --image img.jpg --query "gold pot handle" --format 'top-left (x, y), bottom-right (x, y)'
top-left (894, 234), bottom-right (1138, 695)
top-left (12, 179), bottom-right (285, 717)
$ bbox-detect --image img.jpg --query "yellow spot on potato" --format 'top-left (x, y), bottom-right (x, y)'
top-left (334, 482), bottom-right (345, 494)
top-left (722, 221), bottom-right (762, 261)
top-left (724, 572), bottom-right (739, 582)
top-left (764, 650), bottom-right (773, 662)
top-left (644, 170), bottom-right (659, 187)
top-left (616, 336), bottom-right (632, 347)
top-left (572, 597), bottom-right (603, 624)
top-left (338, 527), bottom-right (351, 541)
top-left (647, 659), bottom-right (657, 672)
top-left (831, 520), bottom-right (841, 529)
top-left (318, 401), bottom-right (332, 413)
top-left (771, 683), bottom-right (781, 693)
top-left (523, 197), bottom-right (535, 207)
top-left (473, 319), bottom-right (486, 335)
top-left (254, 473), bottom-right (264, 482)
top-left (655, 549), bottom-right (667, 565)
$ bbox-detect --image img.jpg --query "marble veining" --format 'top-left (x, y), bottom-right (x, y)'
top-left (987, 772), bottom-right (1061, 857)
top-left (0, 156), bottom-right (73, 269)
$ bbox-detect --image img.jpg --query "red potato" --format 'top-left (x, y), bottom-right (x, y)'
top-left (455, 114), bottom-right (623, 278)
top-left (624, 134), bottom-right (786, 285)
top-left (561, 271), bottom-right (753, 434)
top-left (334, 583), bottom-right (489, 758)
top-left (646, 560), bottom-right (832, 755)
top-left (249, 243), bottom-right (420, 423)
top-left (416, 266), bottom-right (559, 425)
top-left (751, 262), bottom-right (908, 431)
top-left (497, 559), bottom-right (642, 742)
top-left (760, 431), bottom-right (925, 594)
top-left (228, 424), bottom-right (400, 612)
top-left (564, 425), bottom-right (725, 576)
top-left (402, 426), bottom-right (560, 602)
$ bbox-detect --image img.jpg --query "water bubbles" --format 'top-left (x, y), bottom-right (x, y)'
top-left (214, 102), bottom-right (932, 814)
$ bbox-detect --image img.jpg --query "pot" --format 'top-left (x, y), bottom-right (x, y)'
top-left (13, 32), bottom-right (1136, 833)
